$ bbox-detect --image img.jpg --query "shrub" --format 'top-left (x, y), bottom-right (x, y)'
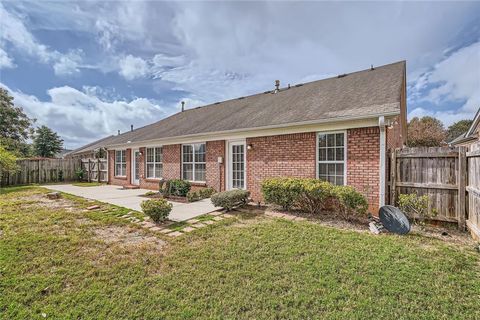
top-left (398, 193), bottom-right (437, 225)
top-left (144, 191), bottom-right (157, 196)
top-left (199, 187), bottom-right (216, 199)
top-left (296, 179), bottom-right (335, 215)
top-left (187, 191), bottom-right (200, 202)
top-left (261, 178), bottom-right (302, 211)
top-left (168, 179), bottom-right (191, 197)
top-left (75, 168), bottom-right (85, 181)
top-left (333, 185), bottom-right (369, 220)
top-left (140, 198), bottom-right (172, 223)
top-left (211, 189), bottom-right (250, 211)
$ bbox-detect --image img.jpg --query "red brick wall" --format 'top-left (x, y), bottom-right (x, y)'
top-left (347, 127), bottom-right (380, 213)
top-left (163, 144), bottom-right (181, 180)
top-left (108, 149), bottom-right (131, 187)
top-left (386, 116), bottom-right (404, 152)
top-left (206, 140), bottom-right (225, 191)
top-left (246, 133), bottom-right (317, 201)
top-left (138, 147), bottom-right (161, 190)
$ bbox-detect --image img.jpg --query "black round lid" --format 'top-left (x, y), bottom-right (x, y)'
top-left (379, 205), bottom-right (411, 235)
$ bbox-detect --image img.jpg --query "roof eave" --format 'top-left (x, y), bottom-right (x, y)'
top-left (105, 111), bottom-right (400, 149)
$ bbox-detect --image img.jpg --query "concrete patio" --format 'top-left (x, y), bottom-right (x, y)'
top-left (45, 184), bottom-right (220, 221)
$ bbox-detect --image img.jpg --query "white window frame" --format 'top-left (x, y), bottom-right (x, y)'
top-left (181, 142), bottom-right (206, 182)
top-left (115, 150), bottom-right (126, 177)
top-left (316, 131), bottom-right (347, 185)
top-left (145, 146), bottom-right (163, 179)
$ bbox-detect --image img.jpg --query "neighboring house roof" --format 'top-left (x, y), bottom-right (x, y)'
top-left (66, 135), bottom-right (115, 156)
top-left (102, 61), bottom-right (405, 147)
top-left (450, 107), bottom-right (480, 146)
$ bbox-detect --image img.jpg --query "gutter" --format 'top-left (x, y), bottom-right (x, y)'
top-left (378, 116), bottom-right (386, 208)
top-left (105, 111), bottom-right (400, 149)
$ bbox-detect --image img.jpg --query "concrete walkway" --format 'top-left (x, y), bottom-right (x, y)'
top-left (45, 184), bottom-right (220, 222)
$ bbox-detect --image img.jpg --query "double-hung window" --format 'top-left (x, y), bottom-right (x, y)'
top-left (318, 132), bottom-right (346, 185)
top-left (115, 150), bottom-right (126, 176)
top-left (182, 143), bottom-right (206, 182)
top-left (146, 147), bottom-right (163, 179)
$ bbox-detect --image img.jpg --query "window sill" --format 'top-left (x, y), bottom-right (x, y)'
top-left (188, 181), bottom-right (207, 187)
top-left (114, 176), bottom-right (127, 180)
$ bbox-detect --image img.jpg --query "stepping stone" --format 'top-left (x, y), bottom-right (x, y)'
top-left (192, 223), bottom-right (206, 228)
top-left (46, 192), bottom-right (61, 199)
top-left (186, 219), bottom-right (199, 224)
top-left (204, 220), bottom-right (215, 225)
top-left (167, 231), bottom-right (183, 237)
top-left (141, 222), bottom-right (156, 228)
top-left (223, 213), bottom-right (234, 218)
top-left (86, 205), bottom-right (100, 210)
top-left (149, 226), bottom-right (162, 232)
top-left (283, 215), bottom-right (296, 220)
top-left (294, 216), bottom-right (307, 221)
top-left (120, 215), bottom-right (130, 218)
top-left (213, 216), bottom-right (224, 221)
top-left (182, 226), bottom-right (196, 233)
top-left (210, 211), bottom-right (223, 216)
top-left (160, 228), bottom-right (173, 234)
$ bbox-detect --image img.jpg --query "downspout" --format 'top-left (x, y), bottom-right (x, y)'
top-left (378, 116), bottom-right (386, 208)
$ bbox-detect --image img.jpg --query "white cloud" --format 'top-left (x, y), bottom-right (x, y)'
top-left (118, 54), bottom-right (149, 80)
top-left (53, 50), bottom-right (83, 76)
top-left (0, 3), bottom-right (83, 75)
top-left (0, 83), bottom-right (169, 149)
top-left (408, 41), bottom-right (480, 126)
top-left (0, 47), bottom-right (15, 69)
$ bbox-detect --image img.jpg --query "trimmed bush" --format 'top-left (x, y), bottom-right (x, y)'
top-left (168, 179), bottom-right (191, 197)
top-left (260, 177), bottom-right (369, 219)
top-left (187, 191), bottom-right (200, 202)
top-left (199, 187), bottom-right (216, 199)
top-left (261, 178), bottom-right (302, 211)
top-left (333, 185), bottom-right (369, 220)
top-left (211, 189), bottom-right (250, 211)
top-left (140, 198), bottom-right (172, 223)
top-left (296, 179), bottom-right (335, 215)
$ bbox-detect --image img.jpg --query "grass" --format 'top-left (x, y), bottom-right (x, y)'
top-left (71, 182), bottom-right (105, 187)
top-left (1, 186), bottom-right (480, 319)
top-left (167, 214), bottom-right (216, 231)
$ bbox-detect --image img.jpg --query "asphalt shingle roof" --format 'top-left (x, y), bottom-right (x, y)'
top-left (75, 60), bottom-right (405, 151)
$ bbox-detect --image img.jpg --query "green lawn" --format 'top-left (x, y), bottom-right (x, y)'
top-left (1, 186), bottom-right (480, 319)
top-left (71, 182), bottom-right (105, 187)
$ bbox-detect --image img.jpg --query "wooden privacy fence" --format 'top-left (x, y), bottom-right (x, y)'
top-left (80, 159), bottom-right (108, 182)
top-left (389, 147), bottom-right (466, 229)
top-left (466, 142), bottom-right (480, 240)
top-left (0, 158), bottom-right (81, 187)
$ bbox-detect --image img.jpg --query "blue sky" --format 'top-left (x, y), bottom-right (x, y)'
top-left (0, 1), bottom-right (479, 149)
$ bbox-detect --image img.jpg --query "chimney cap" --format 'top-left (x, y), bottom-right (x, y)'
top-left (274, 80), bottom-right (280, 93)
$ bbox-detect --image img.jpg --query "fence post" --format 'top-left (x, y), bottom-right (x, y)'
top-left (390, 149), bottom-right (397, 205)
top-left (458, 146), bottom-right (467, 231)
top-left (97, 158), bottom-right (101, 183)
top-left (87, 159), bottom-right (91, 183)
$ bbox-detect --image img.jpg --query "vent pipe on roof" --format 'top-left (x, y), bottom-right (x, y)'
top-left (117, 130), bottom-right (120, 135)
top-left (371, 64), bottom-right (375, 71)
top-left (131, 124), bottom-right (134, 132)
top-left (274, 80), bottom-right (280, 93)
top-left (181, 101), bottom-right (185, 112)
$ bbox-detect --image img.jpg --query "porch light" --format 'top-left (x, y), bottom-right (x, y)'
top-left (247, 144), bottom-right (253, 150)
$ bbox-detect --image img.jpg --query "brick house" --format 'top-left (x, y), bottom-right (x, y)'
top-left (71, 61), bottom-right (407, 213)
top-left (450, 107), bottom-right (480, 148)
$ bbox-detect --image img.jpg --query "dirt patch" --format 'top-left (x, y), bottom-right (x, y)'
top-left (93, 226), bottom-right (166, 250)
top-left (410, 225), bottom-right (477, 247)
top-left (18, 194), bottom-right (78, 212)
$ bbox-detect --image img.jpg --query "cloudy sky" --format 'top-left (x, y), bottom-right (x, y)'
top-left (0, 1), bottom-right (479, 149)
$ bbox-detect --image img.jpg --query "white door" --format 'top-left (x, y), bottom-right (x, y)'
top-left (228, 141), bottom-right (246, 190)
top-left (132, 149), bottom-right (140, 185)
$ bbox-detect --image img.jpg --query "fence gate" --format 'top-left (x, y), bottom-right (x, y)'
top-left (389, 147), bottom-right (466, 230)
top-left (466, 142), bottom-right (480, 240)
top-left (80, 159), bottom-right (108, 182)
